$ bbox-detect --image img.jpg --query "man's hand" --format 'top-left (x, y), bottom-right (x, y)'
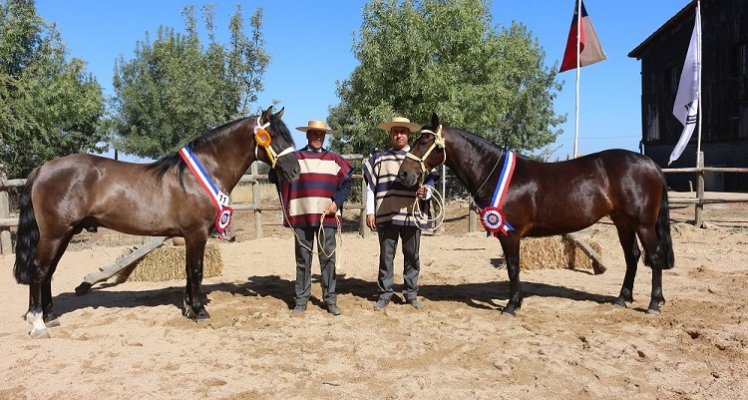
top-left (417, 185), bottom-right (429, 199)
top-left (323, 201), bottom-right (338, 216)
top-left (366, 214), bottom-right (377, 231)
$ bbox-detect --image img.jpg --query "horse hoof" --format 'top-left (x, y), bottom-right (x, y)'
top-left (184, 308), bottom-right (211, 322)
top-left (29, 328), bottom-right (51, 339)
top-left (613, 298), bottom-right (627, 308)
top-left (646, 307), bottom-right (661, 315)
top-left (44, 317), bottom-right (61, 328)
top-left (195, 309), bottom-right (211, 322)
top-left (501, 309), bottom-right (517, 317)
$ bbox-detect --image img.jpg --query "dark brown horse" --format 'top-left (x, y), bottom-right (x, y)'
top-left (13, 106), bottom-right (300, 338)
top-left (398, 114), bottom-right (674, 316)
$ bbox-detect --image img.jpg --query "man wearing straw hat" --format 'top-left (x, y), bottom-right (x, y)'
top-left (363, 117), bottom-right (439, 311)
top-left (271, 119), bottom-right (353, 315)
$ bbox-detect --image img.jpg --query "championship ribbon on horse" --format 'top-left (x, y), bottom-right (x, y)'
top-left (479, 150), bottom-right (516, 237)
top-left (178, 146), bottom-right (233, 238)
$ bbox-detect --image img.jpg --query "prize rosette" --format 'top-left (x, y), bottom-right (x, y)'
top-left (255, 129), bottom-right (272, 148)
top-left (479, 206), bottom-right (511, 236)
top-left (214, 206), bottom-right (234, 238)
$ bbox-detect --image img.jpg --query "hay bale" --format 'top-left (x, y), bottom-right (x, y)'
top-left (116, 243), bottom-right (223, 282)
top-left (519, 236), bottom-right (602, 271)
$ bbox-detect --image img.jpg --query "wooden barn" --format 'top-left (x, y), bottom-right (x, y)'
top-left (629, 0), bottom-right (748, 191)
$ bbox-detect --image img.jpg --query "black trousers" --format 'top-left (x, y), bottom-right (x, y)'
top-left (294, 227), bottom-right (337, 306)
top-left (376, 225), bottom-right (421, 301)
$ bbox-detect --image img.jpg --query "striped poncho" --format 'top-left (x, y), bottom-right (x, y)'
top-left (279, 147), bottom-right (353, 228)
top-left (363, 148), bottom-right (438, 228)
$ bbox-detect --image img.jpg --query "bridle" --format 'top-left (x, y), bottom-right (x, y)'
top-left (404, 125), bottom-right (446, 176)
top-left (403, 125), bottom-right (446, 231)
top-left (254, 117), bottom-right (295, 168)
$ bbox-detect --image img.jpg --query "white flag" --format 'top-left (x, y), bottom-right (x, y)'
top-left (669, 3), bottom-right (701, 165)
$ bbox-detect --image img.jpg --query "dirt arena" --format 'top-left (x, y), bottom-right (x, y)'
top-left (1, 200), bottom-right (747, 399)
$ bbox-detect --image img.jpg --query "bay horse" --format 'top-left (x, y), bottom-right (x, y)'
top-left (13, 106), bottom-right (300, 338)
top-left (398, 114), bottom-right (674, 316)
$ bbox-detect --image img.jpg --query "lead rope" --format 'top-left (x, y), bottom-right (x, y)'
top-left (275, 184), bottom-right (343, 261)
top-left (407, 126), bottom-right (447, 232)
top-left (412, 181), bottom-right (445, 233)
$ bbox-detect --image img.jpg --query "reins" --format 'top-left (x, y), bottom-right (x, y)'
top-left (472, 149), bottom-right (504, 201)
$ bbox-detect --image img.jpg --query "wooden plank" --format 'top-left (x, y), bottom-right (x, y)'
top-left (0, 189), bottom-right (10, 255)
top-left (74, 236), bottom-right (168, 295)
top-left (563, 233), bottom-right (607, 275)
top-left (0, 179), bottom-right (26, 190)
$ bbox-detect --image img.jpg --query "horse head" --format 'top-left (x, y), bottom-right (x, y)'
top-left (398, 112), bottom-right (446, 188)
top-left (256, 106), bottom-right (300, 181)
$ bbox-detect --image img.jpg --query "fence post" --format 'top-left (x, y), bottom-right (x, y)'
top-left (468, 200), bottom-right (477, 233)
top-left (251, 163), bottom-right (262, 239)
top-left (359, 177), bottom-right (369, 238)
top-left (0, 165), bottom-right (11, 255)
top-left (695, 151), bottom-right (704, 228)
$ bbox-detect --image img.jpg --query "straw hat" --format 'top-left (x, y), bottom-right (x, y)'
top-left (377, 117), bottom-right (421, 133)
top-left (296, 120), bottom-right (336, 134)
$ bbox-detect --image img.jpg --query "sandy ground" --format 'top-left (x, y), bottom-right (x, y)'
top-left (1, 200), bottom-right (747, 399)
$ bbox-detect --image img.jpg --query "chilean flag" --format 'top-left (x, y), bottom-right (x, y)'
top-left (560, 0), bottom-right (606, 72)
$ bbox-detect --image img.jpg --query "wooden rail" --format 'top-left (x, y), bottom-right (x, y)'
top-left (3, 151), bottom-right (747, 254)
top-left (662, 151), bottom-right (748, 227)
top-left (0, 154), bottom-right (369, 255)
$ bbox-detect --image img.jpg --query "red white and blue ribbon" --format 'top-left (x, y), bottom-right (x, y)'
top-left (479, 150), bottom-right (516, 236)
top-left (178, 146), bottom-right (233, 238)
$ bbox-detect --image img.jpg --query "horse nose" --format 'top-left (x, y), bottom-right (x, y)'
top-left (398, 170), bottom-right (416, 188)
top-left (289, 165), bottom-right (300, 180)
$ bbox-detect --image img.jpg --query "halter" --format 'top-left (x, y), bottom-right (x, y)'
top-left (404, 125), bottom-right (446, 175)
top-left (404, 125), bottom-right (447, 232)
top-left (254, 117), bottom-right (295, 168)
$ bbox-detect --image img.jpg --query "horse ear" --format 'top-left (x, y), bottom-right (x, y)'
top-left (273, 107), bottom-right (285, 120)
top-left (261, 105), bottom-right (274, 124)
top-left (430, 112), bottom-right (440, 128)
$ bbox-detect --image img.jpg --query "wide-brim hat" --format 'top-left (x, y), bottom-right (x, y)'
top-left (377, 117), bottom-right (421, 133)
top-left (296, 120), bottom-right (336, 134)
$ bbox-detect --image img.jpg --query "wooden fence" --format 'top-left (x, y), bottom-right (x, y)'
top-left (2, 151), bottom-right (747, 255)
top-left (662, 152), bottom-right (748, 227)
top-left (0, 156), bottom-right (369, 255)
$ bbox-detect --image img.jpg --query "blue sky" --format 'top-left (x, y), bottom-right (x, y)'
top-left (36, 0), bottom-right (691, 160)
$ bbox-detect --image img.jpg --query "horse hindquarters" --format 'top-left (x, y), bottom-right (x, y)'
top-left (630, 180), bottom-right (673, 314)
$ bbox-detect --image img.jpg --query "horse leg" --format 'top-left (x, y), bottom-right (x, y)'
top-left (41, 237), bottom-right (71, 328)
top-left (182, 233), bottom-right (210, 321)
top-left (611, 217), bottom-right (640, 307)
top-left (498, 235), bottom-right (522, 316)
top-left (24, 236), bottom-right (67, 338)
top-left (636, 226), bottom-right (666, 314)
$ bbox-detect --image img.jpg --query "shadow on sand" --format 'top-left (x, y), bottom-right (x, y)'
top-left (49, 271), bottom-right (617, 318)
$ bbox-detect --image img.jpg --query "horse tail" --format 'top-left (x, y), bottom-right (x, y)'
top-left (13, 167), bottom-right (41, 285)
top-left (654, 180), bottom-right (675, 270)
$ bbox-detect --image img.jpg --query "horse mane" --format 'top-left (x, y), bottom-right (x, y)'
top-left (448, 126), bottom-right (509, 159)
top-left (146, 116), bottom-right (258, 183)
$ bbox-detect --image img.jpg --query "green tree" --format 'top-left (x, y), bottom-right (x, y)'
top-left (0, 0), bottom-right (104, 179)
top-left (328, 0), bottom-right (564, 156)
top-left (109, 5), bottom-right (269, 158)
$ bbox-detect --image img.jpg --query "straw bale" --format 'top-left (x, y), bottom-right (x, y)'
top-left (519, 236), bottom-right (602, 271)
top-left (116, 243), bottom-right (223, 282)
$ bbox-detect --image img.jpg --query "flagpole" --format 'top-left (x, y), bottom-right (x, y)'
top-left (695, 0), bottom-right (702, 167)
top-left (573, 0), bottom-right (581, 158)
